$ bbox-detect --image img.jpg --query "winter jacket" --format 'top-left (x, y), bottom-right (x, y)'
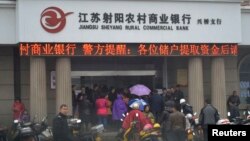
top-left (95, 98), bottom-right (109, 116)
top-left (112, 95), bottom-right (127, 120)
top-left (149, 94), bottom-right (164, 112)
top-left (199, 104), bottom-right (220, 126)
top-left (159, 109), bottom-right (171, 132)
top-left (52, 113), bottom-right (73, 141)
top-left (12, 102), bottom-right (25, 120)
top-left (122, 109), bottom-right (151, 132)
top-left (169, 111), bottom-right (186, 131)
top-left (181, 103), bottom-right (193, 115)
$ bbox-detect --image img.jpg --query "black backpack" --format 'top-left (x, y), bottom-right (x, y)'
top-left (183, 104), bottom-right (193, 115)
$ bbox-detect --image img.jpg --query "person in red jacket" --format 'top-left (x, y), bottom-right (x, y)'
top-left (122, 102), bottom-right (151, 132)
top-left (12, 98), bottom-right (25, 120)
top-left (95, 93), bottom-right (109, 129)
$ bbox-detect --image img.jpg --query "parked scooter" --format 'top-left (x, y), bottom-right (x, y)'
top-left (218, 112), bottom-right (250, 125)
top-left (34, 117), bottom-right (53, 141)
top-left (230, 116), bottom-right (250, 125)
top-left (7, 119), bottom-right (38, 141)
top-left (117, 112), bottom-right (161, 141)
top-left (192, 112), bottom-right (204, 141)
top-left (67, 117), bottom-right (82, 137)
top-left (184, 113), bottom-right (194, 141)
top-left (115, 112), bottom-right (140, 141)
top-left (68, 117), bottom-right (104, 141)
top-left (140, 123), bottom-right (162, 141)
top-left (79, 124), bottom-right (104, 141)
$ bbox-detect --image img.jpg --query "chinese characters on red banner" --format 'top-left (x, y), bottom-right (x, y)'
top-left (19, 43), bottom-right (238, 56)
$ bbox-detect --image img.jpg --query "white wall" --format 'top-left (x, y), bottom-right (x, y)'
top-left (0, 0), bottom-right (246, 45)
top-left (17, 0), bottom-right (241, 43)
top-left (241, 9), bottom-right (250, 45)
top-left (0, 6), bottom-right (16, 44)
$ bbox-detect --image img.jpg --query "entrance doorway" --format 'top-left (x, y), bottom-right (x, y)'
top-left (70, 57), bottom-right (165, 92)
top-left (71, 70), bottom-right (157, 90)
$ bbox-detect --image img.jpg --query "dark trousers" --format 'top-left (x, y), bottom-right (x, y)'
top-left (203, 127), bottom-right (208, 141)
top-left (162, 131), bottom-right (171, 141)
top-left (152, 111), bottom-right (161, 122)
top-left (112, 120), bottom-right (122, 130)
top-left (97, 115), bottom-right (108, 128)
top-left (168, 129), bottom-right (186, 141)
top-left (0, 132), bottom-right (7, 141)
top-left (72, 105), bottom-right (77, 116)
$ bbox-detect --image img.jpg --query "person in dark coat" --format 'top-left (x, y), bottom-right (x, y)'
top-left (199, 99), bottom-right (220, 141)
top-left (227, 90), bottom-right (240, 121)
top-left (180, 99), bottom-right (193, 115)
top-left (72, 85), bottom-right (78, 117)
top-left (227, 90), bottom-right (240, 108)
top-left (164, 88), bottom-right (174, 102)
top-left (149, 90), bottom-right (164, 122)
top-left (108, 87), bottom-right (117, 105)
top-left (172, 85), bottom-right (184, 106)
top-left (77, 88), bottom-right (92, 131)
top-left (52, 104), bottom-right (73, 141)
top-left (168, 104), bottom-right (186, 141)
top-left (159, 105), bottom-right (173, 141)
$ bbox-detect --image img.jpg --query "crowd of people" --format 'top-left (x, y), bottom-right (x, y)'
top-left (69, 84), bottom-right (242, 141)
top-left (72, 85), bottom-right (184, 126)
top-left (7, 84), bottom-right (242, 141)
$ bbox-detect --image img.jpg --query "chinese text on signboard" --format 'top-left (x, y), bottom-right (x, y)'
top-left (19, 43), bottom-right (238, 56)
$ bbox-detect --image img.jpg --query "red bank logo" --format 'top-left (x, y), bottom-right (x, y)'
top-left (40, 7), bottom-right (73, 33)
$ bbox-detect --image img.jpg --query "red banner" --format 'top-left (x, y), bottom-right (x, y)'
top-left (19, 43), bottom-right (238, 56)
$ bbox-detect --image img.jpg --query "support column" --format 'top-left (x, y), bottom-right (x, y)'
top-left (30, 57), bottom-right (47, 121)
top-left (162, 58), bottom-right (168, 88)
top-left (13, 47), bottom-right (21, 100)
top-left (211, 57), bottom-right (227, 118)
top-left (188, 57), bottom-right (204, 114)
top-left (56, 57), bottom-right (72, 114)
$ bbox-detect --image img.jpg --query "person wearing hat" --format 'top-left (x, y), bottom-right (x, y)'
top-left (180, 99), bottom-right (193, 115)
top-left (122, 102), bottom-right (151, 132)
top-left (112, 94), bottom-right (128, 130)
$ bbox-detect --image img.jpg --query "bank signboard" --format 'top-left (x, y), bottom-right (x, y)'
top-left (17, 0), bottom-right (241, 43)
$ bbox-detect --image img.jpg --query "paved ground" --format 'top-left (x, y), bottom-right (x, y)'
top-left (73, 131), bottom-right (118, 141)
top-left (101, 132), bottom-right (117, 141)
